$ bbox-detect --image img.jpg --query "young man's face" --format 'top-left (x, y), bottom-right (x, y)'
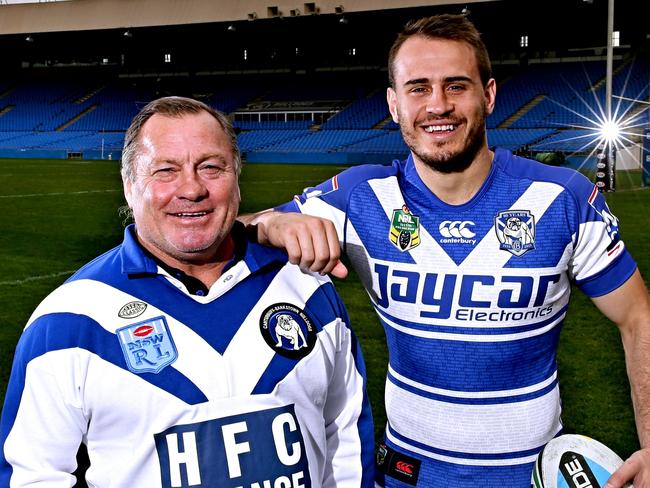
top-left (123, 111), bottom-right (240, 266)
top-left (387, 36), bottom-right (496, 173)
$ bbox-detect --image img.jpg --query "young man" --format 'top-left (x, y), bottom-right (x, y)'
top-left (0, 97), bottom-right (374, 487)
top-left (245, 14), bottom-right (650, 488)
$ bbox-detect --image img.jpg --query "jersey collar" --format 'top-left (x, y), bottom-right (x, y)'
top-left (400, 149), bottom-right (504, 210)
top-left (119, 223), bottom-right (288, 279)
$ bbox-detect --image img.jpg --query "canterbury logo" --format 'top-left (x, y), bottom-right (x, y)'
top-left (438, 220), bottom-right (476, 238)
top-left (395, 461), bottom-right (414, 475)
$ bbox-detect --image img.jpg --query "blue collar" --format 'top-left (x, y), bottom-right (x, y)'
top-left (118, 223), bottom-right (288, 278)
top-left (399, 148), bottom-right (506, 210)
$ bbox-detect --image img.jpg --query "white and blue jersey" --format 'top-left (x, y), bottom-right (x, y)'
top-left (277, 148), bottom-right (636, 487)
top-left (0, 225), bottom-right (374, 487)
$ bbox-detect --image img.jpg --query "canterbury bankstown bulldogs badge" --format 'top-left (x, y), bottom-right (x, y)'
top-left (495, 210), bottom-right (536, 257)
top-left (389, 205), bottom-right (420, 252)
top-left (260, 303), bottom-right (317, 359)
top-left (116, 316), bottom-right (178, 374)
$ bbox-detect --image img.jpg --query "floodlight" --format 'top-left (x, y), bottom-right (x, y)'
top-left (599, 119), bottom-right (621, 144)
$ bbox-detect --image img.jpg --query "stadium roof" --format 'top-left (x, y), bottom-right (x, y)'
top-left (0, 0), bottom-right (497, 34)
top-left (0, 0), bottom-right (647, 74)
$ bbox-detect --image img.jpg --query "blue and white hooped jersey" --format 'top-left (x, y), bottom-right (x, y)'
top-left (278, 148), bottom-right (636, 487)
top-left (0, 225), bottom-right (374, 488)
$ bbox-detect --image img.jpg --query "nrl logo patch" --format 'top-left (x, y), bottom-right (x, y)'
top-left (116, 316), bottom-right (178, 374)
top-left (118, 301), bottom-right (147, 319)
top-left (259, 303), bottom-right (317, 360)
top-left (389, 205), bottom-right (420, 252)
top-left (495, 210), bottom-right (536, 257)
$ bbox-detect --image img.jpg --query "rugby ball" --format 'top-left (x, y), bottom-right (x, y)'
top-left (531, 434), bottom-right (632, 488)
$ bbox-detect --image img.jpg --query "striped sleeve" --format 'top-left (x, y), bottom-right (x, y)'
top-left (569, 182), bottom-right (637, 297)
top-left (1, 316), bottom-right (87, 487)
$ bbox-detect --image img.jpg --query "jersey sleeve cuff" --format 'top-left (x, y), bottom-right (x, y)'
top-left (575, 250), bottom-right (637, 297)
top-left (274, 199), bottom-right (301, 213)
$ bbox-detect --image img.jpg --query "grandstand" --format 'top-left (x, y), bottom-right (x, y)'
top-left (0, 0), bottom-right (647, 167)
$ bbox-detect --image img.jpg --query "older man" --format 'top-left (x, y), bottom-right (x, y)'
top-left (0, 97), bottom-right (374, 487)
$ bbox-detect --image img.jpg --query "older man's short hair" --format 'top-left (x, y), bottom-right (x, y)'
top-left (121, 96), bottom-right (241, 181)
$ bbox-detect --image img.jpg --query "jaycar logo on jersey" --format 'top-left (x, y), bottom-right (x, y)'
top-left (374, 263), bottom-right (559, 322)
top-left (260, 303), bottom-right (317, 360)
top-left (155, 404), bottom-right (311, 488)
top-left (389, 205), bottom-right (420, 252)
top-left (116, 316), bottom-right (177, 374)
top-left (495, 210), bottom-right (536, 257)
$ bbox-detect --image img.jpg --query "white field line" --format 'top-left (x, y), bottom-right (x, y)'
top-left (0, 270), bottom-right (75, 287)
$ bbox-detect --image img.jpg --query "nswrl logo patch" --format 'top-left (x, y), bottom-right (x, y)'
top-left (389, 205), bottom-right (420, 252)
top-left (116, 316), bottom-right (178, 374)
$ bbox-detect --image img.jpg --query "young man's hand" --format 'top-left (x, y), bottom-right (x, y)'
top-left (243, 211), bottom-right (348, 278)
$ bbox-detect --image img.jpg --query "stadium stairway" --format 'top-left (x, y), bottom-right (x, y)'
top-left (0, 105), bottom-right (15, 118)
top-left (589, 57), bottom-right (631, 93)
top-left (499, 94), bottom-right (546, 128)
top-left (56, 105), bottom-right (98, 131)
top-left (373, 115), bottom-right (393, 129)
top-left (0, 86), bottom-right (15, 100)
top-left (74, 84), bottom-right (107, 104)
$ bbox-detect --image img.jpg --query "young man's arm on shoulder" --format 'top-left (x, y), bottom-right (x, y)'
top-left (592, 270), bottom-right (650, 488)
top-left (239, 209), bottom-right (347, 278)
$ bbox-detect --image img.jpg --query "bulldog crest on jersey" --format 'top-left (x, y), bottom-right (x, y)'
top-left (116, 316), bottom-right (178, 374)
top-left (260, 303), bottom-right (317, 359)
top-left (389, 205), bottom-right (420, 252)
top-left (495, 210), bottom-right (536, 257)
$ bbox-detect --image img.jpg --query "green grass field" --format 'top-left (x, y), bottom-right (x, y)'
top-left (0, 157), bottom-right (648, 464)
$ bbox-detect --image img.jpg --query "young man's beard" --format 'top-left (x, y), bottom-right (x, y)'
top-left (401, 107), bottom-right (488, 174)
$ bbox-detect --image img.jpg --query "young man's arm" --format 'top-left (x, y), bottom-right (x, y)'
top-left (592, 270), bottom-right (650, 488)
top-left (240, 210), bottom-right (348, 278)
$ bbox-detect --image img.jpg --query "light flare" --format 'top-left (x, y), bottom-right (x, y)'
top-left (598, 119), bottom-right (622, 145)
top-left (523, 58), bottom-right (650, 178)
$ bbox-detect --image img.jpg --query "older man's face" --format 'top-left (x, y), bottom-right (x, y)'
top-left (123, 111), bottom-right (240, 266)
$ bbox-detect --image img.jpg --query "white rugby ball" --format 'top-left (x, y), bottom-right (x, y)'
top-left (531, 434), bottom-right (632, 488)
